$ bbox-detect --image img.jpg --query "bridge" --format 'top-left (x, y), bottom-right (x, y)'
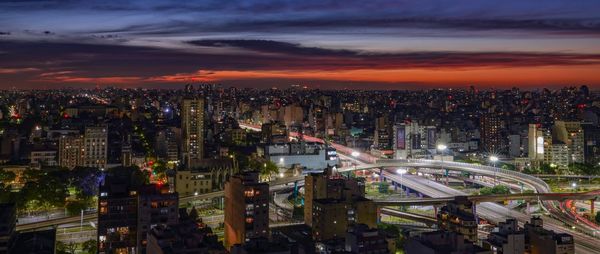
top-left (17, 175), bottom-right (305, 232)
top-left (373, 193), bottom-right (600, 206)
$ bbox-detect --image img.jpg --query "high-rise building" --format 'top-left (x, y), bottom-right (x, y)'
top-left (182, 98), bottom-right (205, 168)
top-left (84, 126), bottom-right (107, 170)
top-left (224, 172), bottom-right (269, 250)
top-left (98, 169), bottom-right (179, 254)
top-left (393, 122), bottom-right (437, 159)
top-left (528, 124), bottom-right (547, 162)
top-left (58, 126), bottom-right (107, 170)
top-left (98, 170), bottom-right (139, 254)
top-left (374, 115), bottom-right (393, 151)
top-left (136, 185), bottom-right (178, 253)
top-left (304, 169), bottom-right (376, 241)
top-left (58, 134), bottom-right (84, 169)
top-left (552, 121), bottom-right (584, 164)
top-left (480, 113), bottom-right (502, 154)
top-left (582, 122), bottom-right (600, 164)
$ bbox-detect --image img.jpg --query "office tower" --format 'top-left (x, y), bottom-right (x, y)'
top-left (0, 203), bottom-right (16, 254)
top-left (480, 113), bottom-right (502, 153)
top-left (182, 98), bottom-right (205, 168)
top-left (437, 197), bottom-right (478, 243)
top-left (84, 126), bottom-right (108, 170)
top-left (224, 172), bottom-right (269, 250)
top-left (58, 134), bottom-right (84, 169)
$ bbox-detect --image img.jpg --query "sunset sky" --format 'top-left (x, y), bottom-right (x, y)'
top-left (1, 0), bottom-right (600, 89)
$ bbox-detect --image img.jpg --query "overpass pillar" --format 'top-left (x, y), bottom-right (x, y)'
top-left (445, 169), bottom-right (449, 186)
top-left (591, 199), bottom-right (595, 216)
top-left (526, 202), bottom-right (530, 215)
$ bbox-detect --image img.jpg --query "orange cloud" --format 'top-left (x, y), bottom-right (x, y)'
top-left (148, 65), bottom-right (600, 86)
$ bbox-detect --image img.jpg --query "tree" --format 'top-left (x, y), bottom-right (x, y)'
top-left (596, 211), bottom-right (600, 224)
top-left (56, 241), bottom-right (77, 254)
top-left (260, 161), bottom-right (279, 180)
top-left (539, 163), bottom-right (556, 174)
top-left (189, 206), bottom-right (199, 221)
top-left (479, 185), bottom-right (510, 195)
top-left (378, 182), bottom-right (389, 194)
top-left (0, 169), bottom-right (16, 183)
top-left (81, 239), bottom-right (98, 254)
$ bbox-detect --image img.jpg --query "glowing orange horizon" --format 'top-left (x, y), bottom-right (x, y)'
top-left (34, 65), bottom-right (600, 87)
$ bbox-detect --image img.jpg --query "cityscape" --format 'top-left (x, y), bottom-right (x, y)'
top-left (2, 1), bottom-right (600, 254)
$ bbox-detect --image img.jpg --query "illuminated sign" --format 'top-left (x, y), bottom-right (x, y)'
top-left (536, 136), bottom-right (544, 154)
top-left (396, 127), bottom-right (405, 149)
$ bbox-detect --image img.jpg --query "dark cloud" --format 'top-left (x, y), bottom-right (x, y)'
top-left (1, 38), bottom-right (599, 88)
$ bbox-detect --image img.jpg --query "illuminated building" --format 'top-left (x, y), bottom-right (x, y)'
top-left (58, 126), bottom-right (107, 170)
top-left (552, 121), bottom-right (584, 164)
top-left (224, 172), bottom-right (269, 250)
top-left (83, 126), bottom-right (108, 170)
top-left (304, 169), bottom-right (376, 241)
top-left (480, 113), bottom-right (502, 154)
top-left (436, 196), bottom-right (478, 243)
top-left (182, 98), bottom-right (205, 168)
top-left (262, 141), bottom-right (338, 170)
top-left (58, 134), bottom-right (84, 169)
top-left (98, 170), bottom-right (178, 254)
top-left (393, 121), bottom-right (437, 159)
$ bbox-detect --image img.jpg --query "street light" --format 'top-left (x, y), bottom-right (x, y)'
top-left (437, 144), bottom-right (448, 185)
top-left (350, 151), bottom-right (360, 176)
top-left (572, 182), bottom-right (577, 192)
top-left (397, 168), bottom-right (408, 197)
top-left (490, 156), bottom-right (499, 185)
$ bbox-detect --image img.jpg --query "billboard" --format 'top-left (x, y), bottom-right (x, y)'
top-left (396, 126), bottom-right (405, 149)
top-left (536, 136), bottom-right (544, 154)
top-left (427, 128), bottom-right (436, 149)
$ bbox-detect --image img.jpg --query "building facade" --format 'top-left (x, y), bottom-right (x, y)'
top-left (182, 98), bottom-right (205, 168)
top-left (224, 172), bottom-right (269, 250)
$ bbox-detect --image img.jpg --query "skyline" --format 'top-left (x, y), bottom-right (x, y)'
top-left (2, 0), bottom-right (600, 89)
